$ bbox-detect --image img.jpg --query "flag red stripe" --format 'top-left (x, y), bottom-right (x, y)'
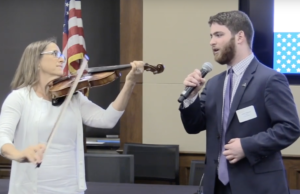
top-left (68, 26), bottom-right (84, 38)
top-left (69, 9), bottom-right (82, 19)
top-left (67, 44), bottom-right (86, 59)
top-left (69, 61), bottom-right (81, 71)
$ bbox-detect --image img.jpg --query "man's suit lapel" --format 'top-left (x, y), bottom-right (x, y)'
top-left (216, 72), bottom-right (226, 135)
top-left (226, 58), bottom-right (258, 130)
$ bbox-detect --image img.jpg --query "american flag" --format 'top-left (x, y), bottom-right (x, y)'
top-left (273, 32), bottom-right (300, 73)
top-left (62, 0), bottom-right (87, 76)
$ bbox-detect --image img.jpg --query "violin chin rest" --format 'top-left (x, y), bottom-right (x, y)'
top-left (51, 92), bottom-right (78, 106)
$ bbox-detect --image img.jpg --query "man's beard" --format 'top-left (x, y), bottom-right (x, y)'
top-left (214, 37), bottom-right (236, 65)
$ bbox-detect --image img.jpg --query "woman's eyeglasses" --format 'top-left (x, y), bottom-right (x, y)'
top-left (40, 50), bottom-right (66, 61)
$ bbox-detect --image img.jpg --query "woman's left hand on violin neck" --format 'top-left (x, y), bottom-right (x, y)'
top-left (125, 61), bottom-right (145, 84)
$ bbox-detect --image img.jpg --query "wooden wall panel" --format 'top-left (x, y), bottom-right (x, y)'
top-left (114, 150), bottom-right (300, 189)
top-left (0, 156), bottom-right (10, 165)
top-left (119, 0), bottom-right (143, 149)
top-left (0, 168), bottom-right (10, 179)
top-left (119, 83), bottom-right (143, 146)
top-left (283, 156), bottom-right (300, 189)
top-left (180, 153), bottom-right (300, 190)
top-left (0, 156), bottom-right (11, 179)
top-left (179, 152), bottom-right (206, 185)
top-left (120, 0), bottom-right (143, 84)
top-left (2, 152), bottom-right (300, 190)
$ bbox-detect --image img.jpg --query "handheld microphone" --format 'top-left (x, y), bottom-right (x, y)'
top-left (178, 62), bottom-right (213, 103)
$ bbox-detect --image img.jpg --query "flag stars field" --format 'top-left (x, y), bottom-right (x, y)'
top-left (274, 32), bottom-right (300, 73)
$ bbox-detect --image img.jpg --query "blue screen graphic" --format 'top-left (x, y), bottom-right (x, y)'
top-left (273, 0), bottom-right (300, 74)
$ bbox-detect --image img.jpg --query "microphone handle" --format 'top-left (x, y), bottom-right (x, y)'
top-left (177, 69), bottom-right (208, 103)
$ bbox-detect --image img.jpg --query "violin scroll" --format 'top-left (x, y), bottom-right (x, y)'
top-left (144, 63), bottom-right (164, 74)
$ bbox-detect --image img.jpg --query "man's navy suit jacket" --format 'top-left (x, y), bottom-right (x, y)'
top-left (180, 57), bottom-right (300, 194)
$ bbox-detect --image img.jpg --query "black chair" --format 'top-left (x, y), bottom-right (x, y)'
top-left (123, 143), bottom-right (179, 185)
top-left (188, 160), bottom-right (205, 186)
top-left (84, 153), bottom-right (134, 183)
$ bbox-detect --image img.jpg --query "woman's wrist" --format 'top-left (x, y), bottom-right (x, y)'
top-left (1, 144), bottom-right (23, 162)
top-left (124, 79), bottom-right (136, 87)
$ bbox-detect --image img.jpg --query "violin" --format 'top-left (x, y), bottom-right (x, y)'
top-left (48, 61), bottom-right (164, 106)
top-left (36, 55), bottom-right (164, 168)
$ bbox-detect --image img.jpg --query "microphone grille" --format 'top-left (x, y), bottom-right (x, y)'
top-left (202, 62), bottom-right (213, 72)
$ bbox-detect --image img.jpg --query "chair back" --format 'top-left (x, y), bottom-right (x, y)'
top-left (123, 143), bottom-right (179, 184)
top-left (85, 153), bottom-right (134, 183)
top-left (188, 160), bottom-right (205, 186)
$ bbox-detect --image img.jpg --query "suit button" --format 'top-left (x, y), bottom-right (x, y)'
top-left (217, 134), bottom-right (220, 139)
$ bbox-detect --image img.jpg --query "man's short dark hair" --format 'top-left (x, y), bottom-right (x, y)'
top-left (208, 10), bottom-right (254, 48)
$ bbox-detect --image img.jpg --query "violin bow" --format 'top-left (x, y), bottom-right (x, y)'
top-left (36, 55), bottom-right (89, 168)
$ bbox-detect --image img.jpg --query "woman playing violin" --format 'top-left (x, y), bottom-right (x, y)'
top-left (0, 38), bottom-right (145, 194)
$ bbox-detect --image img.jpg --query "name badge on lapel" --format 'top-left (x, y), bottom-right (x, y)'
top-left (236, 105), bottom-right (257, 123)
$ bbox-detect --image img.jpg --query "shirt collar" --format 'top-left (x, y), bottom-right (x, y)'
top-left (227, 53), bottom-right (254, 75)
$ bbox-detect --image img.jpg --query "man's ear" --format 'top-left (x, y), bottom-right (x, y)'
top-left (236, 30), bottom-right (245, 44)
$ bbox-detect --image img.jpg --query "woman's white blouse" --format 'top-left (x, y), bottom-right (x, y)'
top-left (0, 86), bottom-right (124, 194)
